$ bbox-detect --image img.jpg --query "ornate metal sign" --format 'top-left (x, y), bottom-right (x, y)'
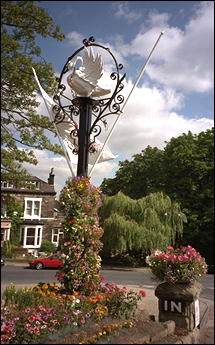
top-left (52, 36), bottom-right (126, 156)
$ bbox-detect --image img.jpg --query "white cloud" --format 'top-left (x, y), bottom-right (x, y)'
top-left (110, 82), bottom-right (213, 157)
top-left (112, 1), bottom-right (142, 24)
top-left (111, 1), bottom-right (214, 93)
top-left (66, 31), bottom-right (84, 47)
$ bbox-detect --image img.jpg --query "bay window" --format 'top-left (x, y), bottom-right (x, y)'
top-left (21, 226), bottom-right (43, 248)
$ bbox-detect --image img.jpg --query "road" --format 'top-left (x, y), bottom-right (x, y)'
top-left (1, 265), bottom-right (214, 302)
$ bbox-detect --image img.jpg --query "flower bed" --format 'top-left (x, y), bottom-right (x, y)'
top-left (1, 282), bottom-right (146, 344)
top-left (146, 245), bottom-right (208, 284)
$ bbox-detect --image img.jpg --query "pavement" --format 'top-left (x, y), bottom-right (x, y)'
top-left (2, 260), bottom-right (214, 344)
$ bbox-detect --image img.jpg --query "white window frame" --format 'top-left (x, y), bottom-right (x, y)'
top-left (1, 228), bottom-right (10, 242)
top-left (1, 181), bottom-right (13, 188)
top-left (21, 225), bottom-right (43, 248)
top-left (51, 228), bottom-right (64, 246)
top-left (24, 198), bottom-right (42, 219)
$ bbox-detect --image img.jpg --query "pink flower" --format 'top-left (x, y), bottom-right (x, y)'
top-left (178, 255), bottom-right (185, 262)
top-left (167, 246), bottom-right (174, 251)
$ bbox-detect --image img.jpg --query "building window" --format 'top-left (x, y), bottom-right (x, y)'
top-left (52, 228), bottom-right (63, 246)
top-left (20, 181), bottom-right (40, 190)
top-left (1, 181), bottom-right (13, 188)
top-left (29, 181), bottom-right (40, 189)
top-left (21, 226), bottom-right (43, 248)
top-left (1, 228), bottom-right (10, 245)
top-left (1, 201), bottom-right (7, 218)
top-left (24, 198), bottom-right (42, 219)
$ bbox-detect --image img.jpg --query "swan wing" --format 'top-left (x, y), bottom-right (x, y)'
top-left (80, 47), bottom-right (103, 85)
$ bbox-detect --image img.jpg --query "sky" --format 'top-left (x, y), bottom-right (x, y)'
top-left (24, 1), bottom-right (214, 197)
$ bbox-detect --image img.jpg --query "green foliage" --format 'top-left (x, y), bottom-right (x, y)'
top-left (100, 128), bottom-right (214, 264)
top-left (1, 240), bottom-right (15, 258)
top-left (99, 191), bottom-right (186, 257)
top-left (101, 146), bottom-right (164, 198)
top-left (163, 129), bottom-right (214, 263)
top-left (1, 1), bottom-right (65, 185)
top-left (39, 240), bottom-right (56, 255)
top-left (2, 284), bottom-right (55, 309)
top-left (4, 197), bottom-right (23, 245)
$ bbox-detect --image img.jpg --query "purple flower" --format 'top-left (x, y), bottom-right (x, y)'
top-left (4, 307), bottom-right (11, 314)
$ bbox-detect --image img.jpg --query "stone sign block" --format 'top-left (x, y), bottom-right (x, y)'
top-left (155, 281), bottom-right (202, 331)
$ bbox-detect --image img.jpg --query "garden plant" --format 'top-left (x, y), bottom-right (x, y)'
top-left (146, 245), bottom-right (208, 284)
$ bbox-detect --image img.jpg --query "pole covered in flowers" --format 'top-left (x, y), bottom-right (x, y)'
top-left (56, 176), bottom-right (104, 295)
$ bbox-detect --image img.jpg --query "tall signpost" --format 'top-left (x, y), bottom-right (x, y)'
top-left (34, 34), bottom-right (164, 178)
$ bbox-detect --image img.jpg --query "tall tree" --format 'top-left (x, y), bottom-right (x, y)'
top-left (99, 191), bottom-right (186, 257)
top-left (163, 129), bottom-right (214, 263)
top-left (1, 1), bottom-right (65, 185)
top-left (100, 128), bottom-right (214, 264)
top-left (101, 146), bottom-right (164, 198)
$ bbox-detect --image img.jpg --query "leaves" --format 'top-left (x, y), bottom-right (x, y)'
top-left (100, 128), bottom-right (214, 264)
top-left (1, 1), bottom-right (65, 184)
top-left (100, 191), bottom-right (186, 256)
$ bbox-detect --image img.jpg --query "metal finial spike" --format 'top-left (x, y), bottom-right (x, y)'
top-left (82, 38), bottom-right (89, 46)
top-left (89, 36), bottom-right (95, 42)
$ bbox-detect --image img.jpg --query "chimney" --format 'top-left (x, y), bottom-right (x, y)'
top-left (48, 168), bottom-right (55, 185)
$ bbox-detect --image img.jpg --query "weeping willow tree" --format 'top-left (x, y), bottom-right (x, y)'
top-left (99, 191), bottom-right (187, 258)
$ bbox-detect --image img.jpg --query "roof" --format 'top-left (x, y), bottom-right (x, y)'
top-left (1, 176), bottom-right (56, 195)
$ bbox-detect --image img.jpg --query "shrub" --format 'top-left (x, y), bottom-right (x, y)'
top-left (1, 241), bottom-right (15, 258)
top-left (39, 240), bottom-right (56, 255)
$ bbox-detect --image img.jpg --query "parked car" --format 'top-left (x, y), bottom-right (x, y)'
top-left (29, 254), bottom-right (63, 270)
top-left (1, 258), bottom-right (6, 266)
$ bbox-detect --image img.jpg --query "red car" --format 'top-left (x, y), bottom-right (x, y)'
top-left (29, 254), bottom-right (64, 270)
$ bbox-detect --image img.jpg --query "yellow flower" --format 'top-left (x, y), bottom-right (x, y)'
top-left (68, 295), bottom-right (75, 301)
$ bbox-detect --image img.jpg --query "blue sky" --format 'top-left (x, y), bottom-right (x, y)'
top-left (26, 1), bottom-right (214, 196)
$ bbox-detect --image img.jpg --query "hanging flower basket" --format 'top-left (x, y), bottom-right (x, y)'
top-left (146, 245), bottom-right (208, 284)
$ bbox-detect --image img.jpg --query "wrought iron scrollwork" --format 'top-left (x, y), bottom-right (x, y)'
top-left (52, 36), bottom-right (125, 150)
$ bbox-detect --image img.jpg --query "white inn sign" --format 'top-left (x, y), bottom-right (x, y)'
top-left (163, 300), bottom-right (183, 313)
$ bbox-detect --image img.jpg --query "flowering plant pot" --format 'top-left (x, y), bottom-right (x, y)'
top-left (146, 245), bottom-right (208, 284)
